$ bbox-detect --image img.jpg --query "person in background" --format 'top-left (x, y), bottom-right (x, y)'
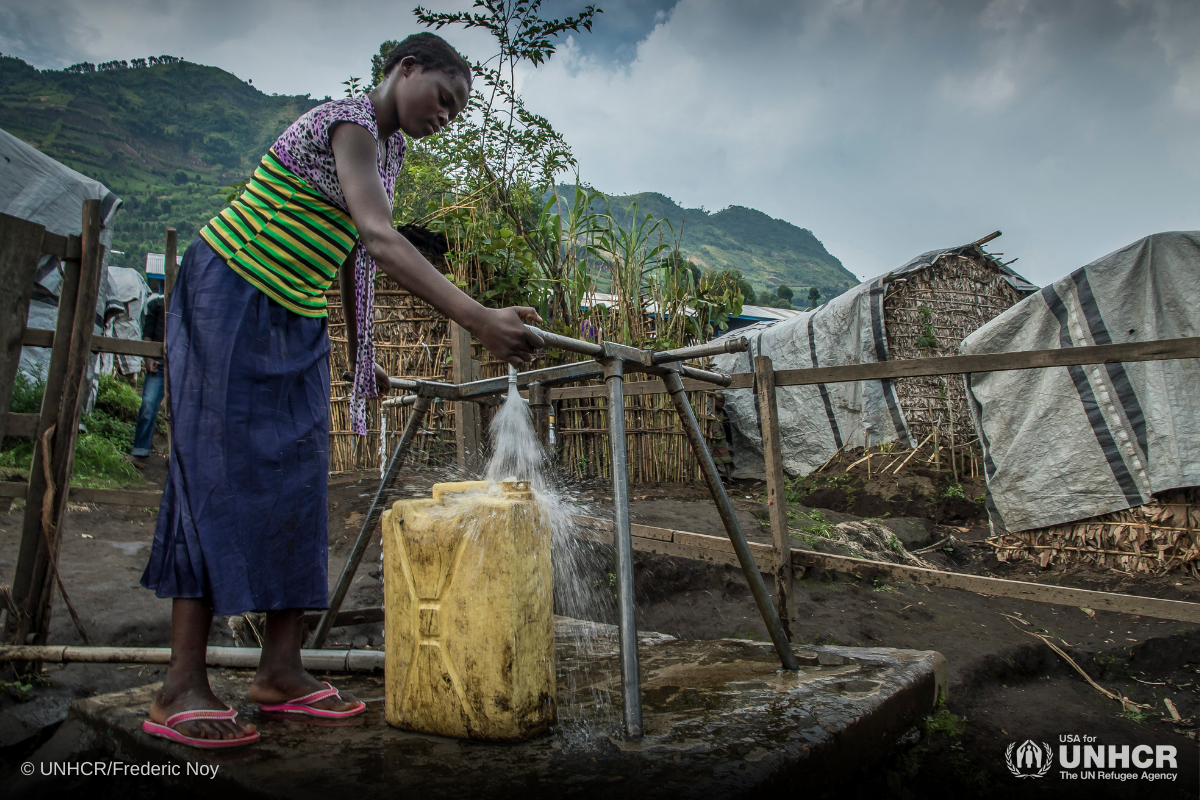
top-left (129, 276), bottom-right (165, 468)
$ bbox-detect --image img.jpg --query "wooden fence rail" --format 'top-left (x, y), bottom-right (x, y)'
top-left (572, 514), bottom-right (1200, 624)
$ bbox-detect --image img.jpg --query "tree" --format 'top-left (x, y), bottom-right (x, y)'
top-left (807, 286), bottom-right (820, 309)
top-left (413, 0), bottom-right (600, 191)
top-left (172, 170), bottom-right (188, 185)
top-left (709, 269), bottom-right (755, 306)
top-left (776, 284), bottom-right (793, 304)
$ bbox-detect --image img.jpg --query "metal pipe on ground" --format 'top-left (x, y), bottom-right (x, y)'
top-left (604, 357), bottom-right (643, 738)
top-left (661, 370), bottom-right (799, 671)
top-left (311, 394), bottom-right (433, 648)
top-left (0, 645), bottom-right (384, 672)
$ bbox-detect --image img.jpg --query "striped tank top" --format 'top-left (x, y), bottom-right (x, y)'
top-left (199, 150), bottom-right (357, 317)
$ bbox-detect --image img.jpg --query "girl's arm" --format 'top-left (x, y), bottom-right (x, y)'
top-left (331, 122), bottom-right (543, 366)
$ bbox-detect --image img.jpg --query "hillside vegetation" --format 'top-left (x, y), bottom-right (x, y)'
top-left (0, 54), bottom-right (853, 302)
top-left (585, 189), bottom-right (857, 301)
top-left (0, 55), bottom-right (321, 271)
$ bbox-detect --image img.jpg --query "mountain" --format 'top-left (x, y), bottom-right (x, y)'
top-left (0, 55), bottom-right (855, 302)
top-left (562, 188), bottom-right (858, 301)
top-left (0, 55), bottom-right (321, 272)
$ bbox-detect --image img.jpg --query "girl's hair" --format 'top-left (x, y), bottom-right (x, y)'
top-left (382, 33), bottom-right (472, 86)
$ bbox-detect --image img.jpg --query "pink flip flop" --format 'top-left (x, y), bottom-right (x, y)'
top-left (258, 681), bottom-right (366, 719)
top-left (142, 707), bottom-right (260, 749)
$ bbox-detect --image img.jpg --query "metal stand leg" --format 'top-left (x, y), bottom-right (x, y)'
top-left (311, 395), bottom-right (432, 648)
top-left (605, 358), bottom-right (643, 738)
top-left (662, 372), bottom-right (799, 671)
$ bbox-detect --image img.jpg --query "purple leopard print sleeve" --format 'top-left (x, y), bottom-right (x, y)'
top-left (272, 96), bottom-right (406, 436)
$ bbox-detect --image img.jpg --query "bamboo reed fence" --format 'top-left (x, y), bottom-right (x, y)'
top-left (555, 389), bottom-right (719, 483)
top-left (988, 488), bottom-right (1200, 577)
top-left (325, 230), bottom-right (718, 480)
top-left (883, 248), bottom-right (1030, 445)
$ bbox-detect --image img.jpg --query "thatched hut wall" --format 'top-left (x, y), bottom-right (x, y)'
top-left (882, 247), bottom-right (1031, 447)
top-left (988, 488), bottom-right (1200, 577)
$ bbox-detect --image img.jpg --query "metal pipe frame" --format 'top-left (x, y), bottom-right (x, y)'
top-left (324, 325), bottom-right (767, 739)
top-left (603, 357), bottom-right (644, 738)
top-left (651, 336), bottom-right (749, 364)
top-left (310, 395), bottom-right (432, 648)
top-left (661, 370), bottom-right (799, 671)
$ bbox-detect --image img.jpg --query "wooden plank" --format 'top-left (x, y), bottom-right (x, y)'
top-left (5, 414), bottom-right (38, 438)
top-left (7, 230), bottom-right (83, 646)
top-left (0, 483), bottom-right (162, 506)
top-left (571, 513), bottom-right (1200, 623)
top-left (755, 355), bottom-right (793, 640)
top-left (450, 321), bottom-right (482, 472)
top-left (768, 337), bottom-right (1200, 388)
top-left (68, 487), bottom-right (162, 506)
top-left (21, 328), bottom-right (165, 358)
top-left (0, 482), bottom-right (27, 499)
top-left (0, 214), bottom-right (46, 443)
top-left (789, 549), bottom-right (1200, 624)
top-left (30, 199), bottom-right (105, 644)
top-left (38, 230), bottom-right (70, 259)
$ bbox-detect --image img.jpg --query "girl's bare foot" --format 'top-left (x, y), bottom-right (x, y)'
top-left (249, 609), bottom-right (360, 713)
top-left (153, 598), bottom-right (256, 740)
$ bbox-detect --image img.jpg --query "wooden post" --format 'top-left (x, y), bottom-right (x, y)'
top-left (528, 382), bottom-right (550, 451)
top-left (5, 233), bottom-right (80, 646)
top-left (932, 424), bottom-right (941, 470)
top-left (754, 355), bottom-right (793, 641)
top-left (0, 214), bottom-right (46, 443)
top-left (161, 228), bottom-right (177, 459)
top-left (9, 200), bottom-right (103, 646)
top-left (450, 321), bottom-right (481, 474)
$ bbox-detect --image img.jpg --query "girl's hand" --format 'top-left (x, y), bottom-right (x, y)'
top-left (349, 362), bottom-right (392, 396)
top-left (373, 363), bottom-right (391, 395)
top-left (475, 307), bottom-right (544, 367)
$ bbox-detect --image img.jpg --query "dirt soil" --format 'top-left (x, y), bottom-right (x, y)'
top-left (1, 457), bottom-right (1197, 799)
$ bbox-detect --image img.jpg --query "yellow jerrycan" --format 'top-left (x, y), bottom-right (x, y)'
top-left (381, 480), bottom-right (556, 741)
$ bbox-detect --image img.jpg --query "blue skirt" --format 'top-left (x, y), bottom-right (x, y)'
top-left (141, 239), bottom-right (331, 615)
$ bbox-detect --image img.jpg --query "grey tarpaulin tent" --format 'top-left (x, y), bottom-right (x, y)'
top-left (713, 242), bottom-right (1034, 479)
top-left (0, 127), bottom-right (123, 402)
top-left (961, 231), bottom-right (1200, 534)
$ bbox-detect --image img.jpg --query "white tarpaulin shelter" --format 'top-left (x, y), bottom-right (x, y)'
top-left (713, 242), bottom-right (1034, 479)
top-left (0, 127), bottom-right (123, 397)
top-left (961, 231), bottom-right (1200, 533)
top-left (100, 267), bottom-right (151, 376)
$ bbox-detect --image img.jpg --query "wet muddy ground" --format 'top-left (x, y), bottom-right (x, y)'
top-left (1, 455), bottom-right (1197, 798)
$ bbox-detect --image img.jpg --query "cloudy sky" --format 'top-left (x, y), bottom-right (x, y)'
top-left (3, 0), bottom-right (1198, 286)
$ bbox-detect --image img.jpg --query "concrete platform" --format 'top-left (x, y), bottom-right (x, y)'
top-left (12, 626), bottom-right (946, 799)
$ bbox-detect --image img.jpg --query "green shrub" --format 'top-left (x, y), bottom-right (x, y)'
top-left (84, 410), bottom-right (135, 453)
top-left (8, 372), bottom-right (44, 413)
top-left (95, 374), bottom-right (142, 423)
top-left (941, 482), bottom-right (965, 499)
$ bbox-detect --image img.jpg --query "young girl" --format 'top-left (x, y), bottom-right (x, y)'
top-left (140, 33), bottom-right (542, 747)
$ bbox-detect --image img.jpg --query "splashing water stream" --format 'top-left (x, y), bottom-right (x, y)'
top-left (450, 365), bottom-right (619, 744)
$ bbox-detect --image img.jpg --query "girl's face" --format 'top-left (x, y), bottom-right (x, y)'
top-left (390, 57), bottom-right (470, 139)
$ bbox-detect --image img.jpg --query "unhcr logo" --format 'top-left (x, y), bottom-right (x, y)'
top-left (1005, 740), bottom-right (1053, 778)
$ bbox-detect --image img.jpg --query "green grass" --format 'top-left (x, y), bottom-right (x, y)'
top-left (3, 374), bottom-right (145, 488)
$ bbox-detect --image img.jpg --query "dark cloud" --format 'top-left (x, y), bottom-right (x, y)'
top-left (2, 0), bottom-right (1196, 284)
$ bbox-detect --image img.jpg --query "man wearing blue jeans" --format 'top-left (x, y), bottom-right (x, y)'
top-left (129, 290), bottom-right (165, 466)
